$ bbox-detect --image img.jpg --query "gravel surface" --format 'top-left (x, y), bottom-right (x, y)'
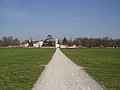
top-left (32, 48), bottom-right (103, 90)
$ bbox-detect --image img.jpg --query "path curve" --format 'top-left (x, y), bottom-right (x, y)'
top-left (32, 48), bottom-right (103, 90)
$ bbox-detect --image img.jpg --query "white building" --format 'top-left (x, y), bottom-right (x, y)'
top-left (33, 40), bottom-right (43, 48)
top-left (55, 39), bottom-right (60, 48)
top-left (24, 43), bottom-right (29, 47)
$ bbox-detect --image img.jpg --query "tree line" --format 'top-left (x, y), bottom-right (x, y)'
top-left (62, 37), bottom-right (120, 48)
top-left (0, 36), bottom-right (20, 46)
top-left (0, 36), bottom-right (120, 48)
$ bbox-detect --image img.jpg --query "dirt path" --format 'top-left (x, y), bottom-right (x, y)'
top-left (32, 48), bottom-right (103, 90)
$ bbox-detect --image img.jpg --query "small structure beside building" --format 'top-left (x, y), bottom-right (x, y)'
top-left (59, 45), bottom-right (77, 48)
top-left (59, 45), bottom-right (67, 48)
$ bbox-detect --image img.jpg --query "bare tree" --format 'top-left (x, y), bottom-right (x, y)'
top-left (2, 36), bottom-right (20, 46)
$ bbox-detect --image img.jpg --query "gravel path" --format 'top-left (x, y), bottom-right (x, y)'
top-left (32, 48), bottom-right (103, 90)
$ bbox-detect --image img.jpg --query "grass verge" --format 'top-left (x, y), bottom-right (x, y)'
top-left (62, 48), bottom-right (120, 90)
top-left (0, 48), bottom-right (55, 90)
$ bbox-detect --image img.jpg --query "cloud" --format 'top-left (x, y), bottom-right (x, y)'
top-left (0, 0), bottom-right (28, 18)
top-left (0, 8), bottom-right (28, 18)
top-left (0, 0), bottom-right (18, 7)
top-left (65, 15), bottom-right (106, 28)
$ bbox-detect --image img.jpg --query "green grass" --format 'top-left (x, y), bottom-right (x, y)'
top-left (62, 48), bottom-right (120, 90)
top-left (0, 48), bottom-right (55, 90)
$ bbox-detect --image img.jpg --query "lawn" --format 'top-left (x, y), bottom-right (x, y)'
top-left (0, 48), bottom-right (55, 90)
top-left (62, 48), bottom-right (120, 90)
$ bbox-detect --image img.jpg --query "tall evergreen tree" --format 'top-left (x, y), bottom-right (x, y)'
top-left (63, 37), bottom-right (68, 45)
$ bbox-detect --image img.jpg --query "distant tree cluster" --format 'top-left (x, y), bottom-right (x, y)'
top-left (60, 37), bottom-right (120, 48)
top-left (0, 36), bottom-right (20, 46)
top-left (62, 37), bottom-right (73, 46)
top-left (72, 37), bottom-right (120, 48)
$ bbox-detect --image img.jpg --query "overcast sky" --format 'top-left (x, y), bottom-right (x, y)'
top-left (0, 0), bottom-right (120, 40)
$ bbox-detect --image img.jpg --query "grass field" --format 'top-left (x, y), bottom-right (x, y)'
top-left (62, 48), bottom-right (120, 90)
top-left (0, 48), bottom-right (55, 90)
